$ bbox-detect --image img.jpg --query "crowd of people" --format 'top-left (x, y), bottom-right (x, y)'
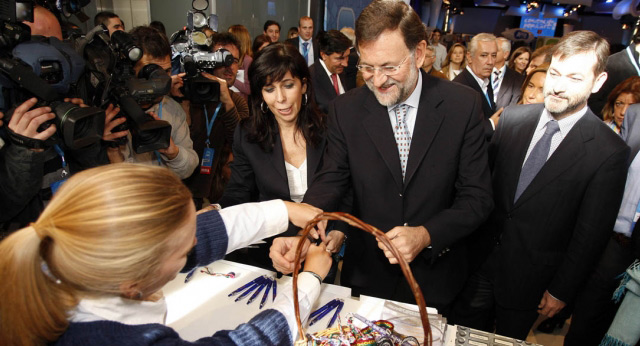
top-left (1, 1), bottom-right (640, 345)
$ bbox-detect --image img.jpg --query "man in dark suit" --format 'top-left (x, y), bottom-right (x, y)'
top-left (564, 104), bottom-right (640, 345)
top-left (453, 33), bottom-right (502, 139)
top-left (270, 0), bottom-right (493, 314)
top-left (451, 31), bottom-right (630, 340)
top-left (285, 16), bottom-right (319, 67)
top-left (309, 30), bottom-right (353, 114)
top-left (493, 37), bottom-right (525, 109)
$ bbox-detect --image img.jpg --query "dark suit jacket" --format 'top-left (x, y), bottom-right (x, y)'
top-left (485, 104), bottom-right (629, 310)
top-left (343, 49), bottom-right (359, 91)
top-left (219, 122), bottom-right (326, 210)
top-left (453, 69), bottom-right (496, 139)
top-left (495, 66), bottom-right (525, 110)
top-left (589, 44), bottom-right (639, 119)
top-left (623, 104), bottom-right (640, 259)
top-left (285, 37), bottom-right (320, 65)
top-left (309, 62), bottom-right (352, 114)
top-left (303, 70), bottom-right (494, 309)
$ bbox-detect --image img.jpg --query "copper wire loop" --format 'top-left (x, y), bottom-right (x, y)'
top-left (291, 212), bottom-right (432, 345)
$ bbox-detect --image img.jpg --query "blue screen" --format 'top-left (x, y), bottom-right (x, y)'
top-left (521, 17), bottom-right (557, 37)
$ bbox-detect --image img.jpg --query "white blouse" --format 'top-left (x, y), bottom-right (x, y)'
top-left (285, 159), bottom-right (308, 203)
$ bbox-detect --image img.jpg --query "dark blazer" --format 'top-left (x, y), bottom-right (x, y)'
top-left (623, 105), bottom-right (640, 259)
top-left (453, 68), bottom-right (496, 138)
top-left (219, 122), bottom-right (326, 209)
top-left (285, 37), bottom-right (320, 65)
top-left (485, 103), bottom-right (629, 310)
top-left (495, 66), bottom-right (525, 110)
top-left (309, 62), bottom-right (352, 114)
top-left (589, 44), bottom-right (639, 119)
top-left (303, 70), bottom-right (494, 309)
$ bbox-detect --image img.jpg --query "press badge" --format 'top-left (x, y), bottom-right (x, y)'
top-left (50, 168), bottom-right (69, 195)
top-left (200, 147), bottom-right (215, 174)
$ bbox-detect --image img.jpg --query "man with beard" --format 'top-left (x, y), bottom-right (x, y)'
top-left (270, 0), bottom-right (493, 315)
top-left (309, 30), bottom-right (353, 114)
top-left (451, 31), bottom-right (630, 340)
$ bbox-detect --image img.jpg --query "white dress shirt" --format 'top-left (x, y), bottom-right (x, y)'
top-left (522, 106), bottom-right (588, 164)
top-left (285, 159), bottom-right (308, 203)
top-left (319, 59), bottom-right (345, 94)
top-left (299, 38), bottom-right (314, 67)
top-left (386, 72), bottom-right (423, 136)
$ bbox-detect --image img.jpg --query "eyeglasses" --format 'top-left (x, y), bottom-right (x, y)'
top-left (357, 53), bottom-right (412, 76)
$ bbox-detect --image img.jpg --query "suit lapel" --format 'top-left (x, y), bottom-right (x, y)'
top-left (307, 137), bottom-right (325, 182)
top-left (503, 106), bottom-right (542, 207)
top-left (269, 134), bottom-right (288, 183)
top-left (362, 92), bottom-right (404, 190)
top-left (514, 111), bottom-right (594, 208)
top-left (463, 69), bottom-right (494, 114)
top-left (404, 74), bottom-right (445, 188)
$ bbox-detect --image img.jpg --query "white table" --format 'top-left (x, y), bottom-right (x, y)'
top-left (164, 260), bottom-right (445, 344)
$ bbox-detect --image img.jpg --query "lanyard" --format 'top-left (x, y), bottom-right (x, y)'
top-left (154, 101), bottom-right (164, 165)
top-left (626, 46), bottom-right (640, 76)
top-left (53, 144), bottom-right (67, 170)
top-left (204, 103), bottom-right (223, 147)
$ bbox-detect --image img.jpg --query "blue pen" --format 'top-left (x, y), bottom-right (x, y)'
top-left (229, 276), bottom-right (263, 297)
top-left (310, 299), bottom-right (340, 319)
top-left (247, 278), bottom-right (268, 305)
top-left (272, 278), bottom-right (277, 301)
top-left (259, 279), bottom-right (272, 309)
top-left (234, 276), bottom-right (267, 302)
top-left (327, 300), bottom-right (344, 328)
top-left (309, 300), bottom-right (340, 326)
top-left (184, 266), bottom-right (198, 283)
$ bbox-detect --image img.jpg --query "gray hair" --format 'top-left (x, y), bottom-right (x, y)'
top-left (497, 37), bottom-right (511, 54)
top-left (425, 45), bottom-right (436, 54)
top-left (468, 33), bottom-right (497, 57)
top-left (340, 27), bottom-right (356, 46)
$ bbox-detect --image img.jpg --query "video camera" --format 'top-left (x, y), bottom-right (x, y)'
top-left (170, 0), bottom-right (233, 103)
top-left (0, 0), bottom-right (105, 150)
top-left (83, 26), bottom-right (173, 153)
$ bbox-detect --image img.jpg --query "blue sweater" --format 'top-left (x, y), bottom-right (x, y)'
top-left (52, 210), bottom-right (293, 345)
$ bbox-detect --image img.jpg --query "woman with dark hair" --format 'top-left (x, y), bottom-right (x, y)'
top-left (601, 76), bottom-right (640, 134)
top-left (518, 63), bottom-right (549, 105)
top-left (252, 34), bottom-right (271, 54)
top-left (219, 43), bottom-right (345, 269)
top-left (508, 46), bottom-right (531, 75)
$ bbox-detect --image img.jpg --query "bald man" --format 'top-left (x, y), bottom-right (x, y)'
top-left (23, 5), bottom-right (62, 40)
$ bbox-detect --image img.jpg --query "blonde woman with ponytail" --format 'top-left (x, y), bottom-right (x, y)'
top-left (0, 163), bottom-right (331, 346)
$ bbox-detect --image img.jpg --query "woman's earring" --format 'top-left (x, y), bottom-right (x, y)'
top-left (261, 101), bottom-right (268, 114)
top-left (303, 94), bottom-right (308, 106)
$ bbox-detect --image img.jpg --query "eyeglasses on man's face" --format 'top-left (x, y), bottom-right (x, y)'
top-left (357, 53), bottom-right (412, 77)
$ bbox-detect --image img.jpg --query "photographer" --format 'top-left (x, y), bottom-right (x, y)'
top-left (1, 5), bottom-right (107, 233)
top-left (181, 33), bottom-right (249, 208)
top-left (104, 26), bottom-right (198, 179)
top-left (0, 99), bottom-right (56, 231)
top-left (94, 11), bottom-right (124, 37)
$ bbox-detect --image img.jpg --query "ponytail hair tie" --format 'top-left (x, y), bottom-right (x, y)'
top-left (41, 260), bottom-right (62, 285)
